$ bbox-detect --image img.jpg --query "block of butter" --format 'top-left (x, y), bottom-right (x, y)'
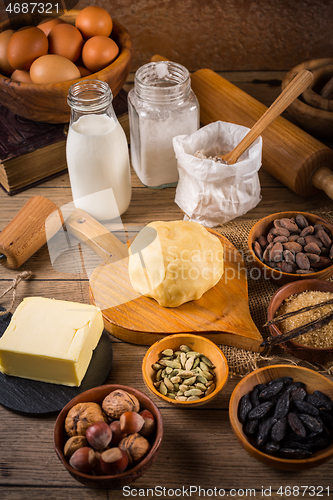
top-left (0, 297), bottom-right (104, 387)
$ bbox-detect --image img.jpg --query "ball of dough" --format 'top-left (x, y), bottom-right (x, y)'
top-left (128, 220), bottom-right (224, 307)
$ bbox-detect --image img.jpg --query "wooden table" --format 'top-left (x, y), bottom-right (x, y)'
top-left (1, 71), bottom-right (333, 500)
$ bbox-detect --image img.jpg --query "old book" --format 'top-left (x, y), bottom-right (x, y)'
top-left (0, 88), bottom-right (129, 195)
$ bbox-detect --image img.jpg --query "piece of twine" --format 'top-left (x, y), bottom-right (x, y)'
top-left (0, 271), bottom-right (32, 316)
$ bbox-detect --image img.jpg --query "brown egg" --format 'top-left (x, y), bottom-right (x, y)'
top-left (75, 6), bottom-right (113, 39)
top-left (11, 69), bottom-right (33, 83)
top-left (37, 17), bottom-right (65, 36)
top-left (76, 65), bottom-right (92, 77)
top-left (48, 23), bottom-right (83, 62)
top-left (82, 36), bottom-right (119, 73)
top-left (0, 29), bottom-right (15, 76)
top-left (7, 27), bottom-right (48, 71)
top-left (30, 54), bottom-right (81, 84)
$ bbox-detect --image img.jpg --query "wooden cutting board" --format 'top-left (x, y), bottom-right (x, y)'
top-left (65, 211), bottom-right (262, 351)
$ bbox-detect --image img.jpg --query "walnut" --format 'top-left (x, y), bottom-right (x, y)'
top-left (119, 433), bottom-right (151, 465)
top-left (102, 390), bottom-right (140, 420)
top-left (65, 402), bottom-right (108, 437)
top-left (64, 435), bottom-right (88, 459)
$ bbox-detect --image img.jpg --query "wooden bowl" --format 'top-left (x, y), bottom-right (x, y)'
top-left (281, 58), bottom-right (333, 138)
top-left (142, 333), bottom-right (229, 407)
top-left (248, 211), bottom-right (333, 286)
top-left (267, 279), bottom-right (333, 365)
top-left (229, 364), bottom-right (333, 470)
top-left (0, 11), bottom-right (133, 123)
top-left (54, 384), bottom-right (163, 489)
top-left (302, 65), bottom-right (333, 112)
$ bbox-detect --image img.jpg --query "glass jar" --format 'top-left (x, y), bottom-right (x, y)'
top-left (66, 79), bottom-right (131, 221)
top-left (128, 61), bottom-right (200, 188)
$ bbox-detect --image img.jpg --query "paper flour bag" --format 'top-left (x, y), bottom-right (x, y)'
top-left (173, 121), bottom-right (262, 227)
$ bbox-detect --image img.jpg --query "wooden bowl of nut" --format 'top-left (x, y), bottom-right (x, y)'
top-left (248, 211), bottom-right (333, 286)
top-left (281, 58), bottom-right (333, 139)
top-left (0, 8), bottom-right (133, 123)
top-left (142, 333), bottom-right (229, 406)
top-left (266, 279), bottom-right (333, 365)
top-left (53, 384), bottom-right (163, 489)
top-left (229, 364), bottom-right (333, 471)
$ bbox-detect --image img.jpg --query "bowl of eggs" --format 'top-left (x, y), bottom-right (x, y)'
top-left (0, 7), bottom-right (133, 122)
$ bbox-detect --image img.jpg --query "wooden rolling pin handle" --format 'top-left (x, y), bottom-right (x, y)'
top-left (312, 167), bottom-right (333, 200)
top-left (0, 196), bottom-right (62, 269)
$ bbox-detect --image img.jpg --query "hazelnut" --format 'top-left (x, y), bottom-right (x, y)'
top-left (86, 421), bottom-right (112, 450)
top-left (100, 447), bottom-right (129, 475)
top-left (69, 447), bottom-right (98, 473)
top-left (139, 410), bottom-right (156, 438)
top-left (102, 390), bottom-right (140, 420)
top-left (119, 433), bottom-right (151, 465)
top-left (64, 435), bottom-right (88, 459)
top-left (65, 402), bottom-right (108, 437)
top-left (120, 411), bottom-right (145, 434)
top-left (110, 420), bottom-right (127, 446)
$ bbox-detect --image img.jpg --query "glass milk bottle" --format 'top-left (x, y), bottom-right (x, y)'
top-left (128, 61), bottom-right (199, 188)
top-left (66, 80), bottom-right (131, 221)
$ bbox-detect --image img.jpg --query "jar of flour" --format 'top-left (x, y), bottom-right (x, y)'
top-left (128, 61), bottom-right (199, 188)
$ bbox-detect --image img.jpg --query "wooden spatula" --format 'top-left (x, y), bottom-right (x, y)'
top-left (216, 69), bottom-right (314, 164)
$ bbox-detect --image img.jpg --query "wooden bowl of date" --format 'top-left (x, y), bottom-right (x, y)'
top-left (53, 384), bottom-right (163, 489)
top-left (229, 364), bottom-right (333, 471)
top-left (0, 10), bottom-right (133, 123)
top-left (281, 58), bottom-right (333, 139)
top-left (267, 279), bottom-right (333, 365)
top-left (248, 211), bottom-right (333, 286)
top-left (142, 333), bottom-right (229, 407)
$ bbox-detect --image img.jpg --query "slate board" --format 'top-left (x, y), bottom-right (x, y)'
top-left (0, 306), bottom-right (113, 415)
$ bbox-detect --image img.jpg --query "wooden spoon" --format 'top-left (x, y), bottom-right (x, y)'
top-left (217, 69), bottom-right (314, 165)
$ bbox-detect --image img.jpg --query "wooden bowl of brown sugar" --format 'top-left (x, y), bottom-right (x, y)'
top-left (248, 211), bottom-right (333, 286)
top-left (267, 279), bottom-right (333, 365)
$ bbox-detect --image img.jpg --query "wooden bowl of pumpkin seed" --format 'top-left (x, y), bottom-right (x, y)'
top-left (142, 334), bottom-right (229, 406)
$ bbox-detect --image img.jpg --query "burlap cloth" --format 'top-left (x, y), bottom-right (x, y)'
top-left (214, 207), bottom-right (333, 378)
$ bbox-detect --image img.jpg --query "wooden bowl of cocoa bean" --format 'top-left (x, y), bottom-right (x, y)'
top-left (248, 211), bottom-right (333, 285)
top-left (267, 279), bottom-right (333, 365)
top-left (53, 384), bottom-right (163, 489)
top-left (229, 364), bottom-right (333, 470)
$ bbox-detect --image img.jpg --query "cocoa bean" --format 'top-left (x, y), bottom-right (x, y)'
top-left (267, 232), bottom-right (274, 243)
top-left (296, 269), bottom-right (314, 274)
top-left (317, 229), bottom-right (332, 248)
top-left (314, 223), bottom-right (326, 234)
top-left (281, 261), bottom-right (297, 274)
top-left (263, 242), bottom-right (274, 262)
top-left (253, 241), bottom-right (263, 260)
top-left (299, 225), bottom-right (314, 238)
top-left (304, 242), bottom-right (321, 255)
top-left (295, 214), bottom-right (309, 229)
top-left (288, 234), bottom-right (300, 243)
top-left (283, 242), bottom-right (303, 253)
top-left (273, 235), bottom-right (288, 243)
top-left (295, 252), bottom-right (310, 270)
top-left (305, 235), bottom-right (323, 247)
top-left (296, 237), bottom-right (306, 247)
top-left (273, 219), bottom-right (281, 228)
top-left (283, 249), bottom-right (295, 263)
top-left (270, 227), bottom-right (290, 238)
top-left (330, 244), bottom-right (333, 260)
top-left (280, 218), bottom-right (298, 233)
top-left (270, 242), bottom-right (283, 262)
top-left (258, 235), bottom-right (268, 248)
top-left (311, 256), bottom-right (333, 269)
top-left (305, 253), bottom-right (320, 264)
top-left (321, 246), bottom-right (330, 255)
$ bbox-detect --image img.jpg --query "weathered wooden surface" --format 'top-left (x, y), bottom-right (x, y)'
top-left (1, 71), bottom-right (333, 499)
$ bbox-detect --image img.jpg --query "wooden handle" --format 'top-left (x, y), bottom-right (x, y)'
top-left (65, 208), bottom-right (128, 262)
top-left (0, 196), bottom-right (61, 269)
top-left (223, 70), bottom-right (314, 165)
top-left (312, 167), bottom-right (333, 199)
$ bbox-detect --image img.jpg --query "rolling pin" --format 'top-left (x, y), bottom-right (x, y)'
top-left (0, 196), bottom-right (63, 269)
top-left (151, 55), bottom-right (333, 198)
